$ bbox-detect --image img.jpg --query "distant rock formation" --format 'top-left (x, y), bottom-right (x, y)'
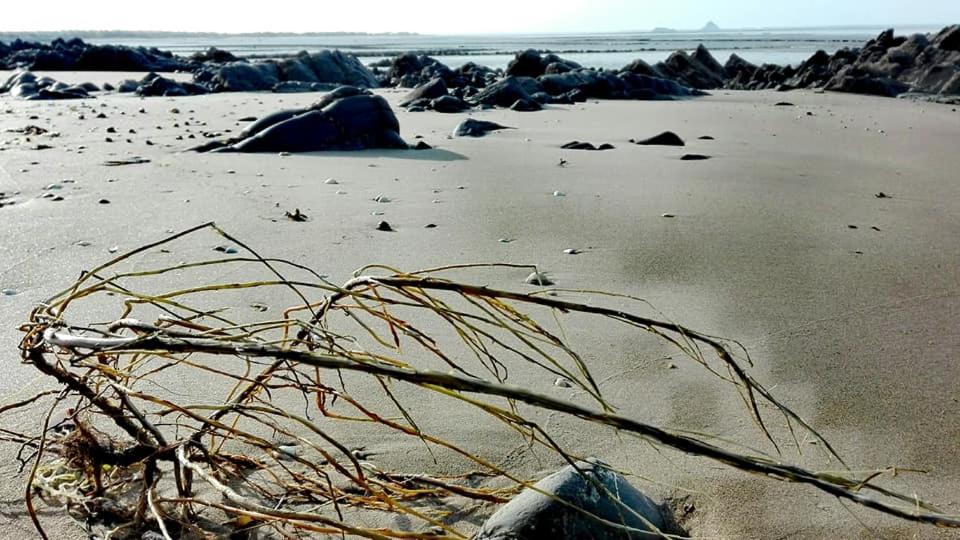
top-left (702, 21), bottom-right (721, 32)
top-left (0, 37), bottom-right (187, 71)
top-left (724, 26), bottom-right (960, 98)
top-left (193, 50), bottom-right (379, 92)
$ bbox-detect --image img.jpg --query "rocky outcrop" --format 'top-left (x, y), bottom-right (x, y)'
top-left (0, 37), bottom-right (187, 71)
top-left (192, 87), bottom-right (408, 153)
top-left (194, 50), bottom-right (378, 93)
top-left (506, 49), bottom-right (582, 78)
top-left (725, 26), bottom-right (960, 97)
top-left (475, 459), bottom-right (679, 540)
top-left (380, 53), bottom-right (461, 88)
top-left (0, 71), bottom-right (96, 99)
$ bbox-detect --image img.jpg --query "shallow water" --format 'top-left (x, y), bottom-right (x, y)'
top-left (84, 26), bottom-right (942, 69)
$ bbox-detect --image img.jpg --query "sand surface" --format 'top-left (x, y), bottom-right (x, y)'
top-left (1, 78), bottom-right (959, 538)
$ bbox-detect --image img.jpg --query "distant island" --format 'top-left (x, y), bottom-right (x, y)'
top-left (648, 22), bottom-right (721, 33)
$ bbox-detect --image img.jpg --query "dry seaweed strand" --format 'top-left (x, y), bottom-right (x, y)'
top-left (2, 221), bottom-right (957, 538)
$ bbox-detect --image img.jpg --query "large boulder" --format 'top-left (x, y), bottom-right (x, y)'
top-left (400, 77), bottom-right (448, 107)
top-left (507, 49), bottom-right (582, 78)
top-left (475, 459), bottom-right (673, 540)
top-left (383, 53), bottom-right (458, 88)
top-left (471, 76), bottom-right (536, 107)
top-left (194, 51), bottom-right (377, 93)
top-left (196, 88), bottom-right (407, 153)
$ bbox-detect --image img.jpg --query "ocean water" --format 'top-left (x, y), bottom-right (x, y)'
top-left (86, 26), bottom-right (942, 70)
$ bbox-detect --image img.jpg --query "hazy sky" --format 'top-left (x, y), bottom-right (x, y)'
top-left (3, 0), bottom-right (958, 33)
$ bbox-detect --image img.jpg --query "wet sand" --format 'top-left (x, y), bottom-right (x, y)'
top-left (1, 79), bottom-right (959, 538)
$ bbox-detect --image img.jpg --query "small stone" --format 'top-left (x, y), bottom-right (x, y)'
top-left (424, 223), bottom-right (437, 228)
top-left (336, 190), bottom-right (346, 195)
top-left (376, 221), bottom-right (394, 232)
top-left (108, 246), bottom-right (119, 253)
top-left (680, 154), bottom-right (711, 161)
top-left (552, 191), bottom-right (566, 197)
top-left (662, 213), bottom-right (676, 218)
top-left (554, 377), bottom-right (573, 388)
top-left (374, 195), bottom-right (392, 203)
top-left (525, 272), bottom-right (554, 286)
top-left (324, 178), bottom-right (339, 185)
top-left (499, 238), bottom-right (514, 243)
top-left (563, 248), bottom-right (581, 255)
top-left (875, 192), bottom-right (891, 199)
top-left (278, 152), bottom-right (291, 157)
top-left (98, 199), bottom-right (110, 204)
top-left (2, 288), bottom-right (17, 296)
top-left (848, 225), bottom-right (859, 229)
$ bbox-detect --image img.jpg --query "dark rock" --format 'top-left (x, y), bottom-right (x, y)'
top-left (471, 77), bottom-right (535, 107)
top-left (400, 78), bottom-right (447, 106)
top-left (272, 81), bottom-right (337, 93)
top-left (475, 459), bottom-right (671, 540)
top-left (680, 154), bottom-right (711, 161)
top-left (196, 89), bottom-right (407, 153)
top-left (190, 47), bottom-right (237, 64)
top-left (376, 220), bottom-right (393, 231)
top-left (561, 141), bottom-right (614, 150)
top-left (430, 95), bottom-right (469, 113)
top-left (413, 141), bottom-right (433, 150)
top-left (507, 49), bottom-right (581, 79)
top-left (510, 98), bottom-right (542, 111)
top-left (453, 118), bottom-right (513, 137)
top-left (631, 131), bottom-right (685, 146)
top-left (136, 75), bottom-right (208, 97)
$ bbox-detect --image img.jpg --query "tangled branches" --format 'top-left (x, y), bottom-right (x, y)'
top-left (5, 222), bottom-right (958, 538)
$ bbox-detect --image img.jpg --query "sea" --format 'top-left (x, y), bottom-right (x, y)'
top-left (80, 26), bottom-right (943, 70)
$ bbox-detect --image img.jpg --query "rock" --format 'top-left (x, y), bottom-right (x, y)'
top-left (193, 51), bottom-right (378, 93)
top-left (631, 131), bottom-right (685, 146)
top-left (136, 74), bottom-right (208, 97)
top-left (524, 272), bottom-right (554, 286)
top-left (376, 220), bottom-right (393, 231)
top-left (507, 49), bottom-right (581, 78)
top-left (680, 154), bottom-right (711, 161)
top-left (400, 78), bottom-right (448, 107)
top-left (561, 141), bottom-right (613, 150)
top-left (413, 140), bottom-right (433, 150)
top-left (430, 94), bottom-right (469, 113)
top-left (475, 459), bottom-right (670, 540)
top-left (471, 77), bottom-right (535, 108)
top-left (196, 89), bottom-right (407, 153)
top-left (383, 53), bottom-right (459, 88)
top-left (453, 118), bottom-right (513, 137)
top-left (272, 81), bottom-right (337, 93)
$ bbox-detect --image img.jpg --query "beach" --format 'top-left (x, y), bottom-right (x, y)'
top-left (0, 77), bottom-right (958, 538)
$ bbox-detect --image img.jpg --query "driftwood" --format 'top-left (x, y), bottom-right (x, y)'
top-left (3, 222), bottom-right (957, 538)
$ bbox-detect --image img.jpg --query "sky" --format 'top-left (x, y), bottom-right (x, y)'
top-left (2, 0), bottom-right (957, 34)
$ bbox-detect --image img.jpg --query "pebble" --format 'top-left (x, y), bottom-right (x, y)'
top-left (499, 238), bottom-right (515, 243)
top-left (108, 246), bottom-right (119, 253)
top-left (525, 271), bottom-right (554, 286)
top-left (563, 248), bottom-right (581, 255)
top-left (324, 178), bottom-right (339, 185)
top-left (552, 191), bottom-right (566, 197)
top-left (278, 152), bottom-right (290, 157)
top-left (336, 190), bottom-right (346, 195)
top-left (374, 195), bottom-right (392, 203)
top-left (213, 245), bottom-right (239, 254)
top-left (1, 289), bottom-right (17, 296)
top-left (662, 213), bottom-right (676, 218)
top-left (424, 223), bottom-right (437, 228)
top-left (554, 377), bottom-right (573, 388)
top-left (98, 199), bottom-right (110, 204)
top-left (376, 221), bottom-right (394, 232)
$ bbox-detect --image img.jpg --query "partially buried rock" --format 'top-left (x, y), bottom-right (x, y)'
top-left (191, 87), bottom-right (409, 153)
top-left (376, 220), bottom-right (393, 232)
top-left (680, 154), bottom-right (711, 160)
top-left (561, 141), bottom-right (614, 151)
top-left (631, 131), bottom-right (685, 146)
top-left (524, 271), bottom-right (554, 286)
top-left (453, 118), bottom-right (513, 137)
top-left (475, 459), bottom-right (672, 540)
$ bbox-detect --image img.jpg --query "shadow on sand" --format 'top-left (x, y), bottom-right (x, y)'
top-left (303, 148), bottom-right (468, 162)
